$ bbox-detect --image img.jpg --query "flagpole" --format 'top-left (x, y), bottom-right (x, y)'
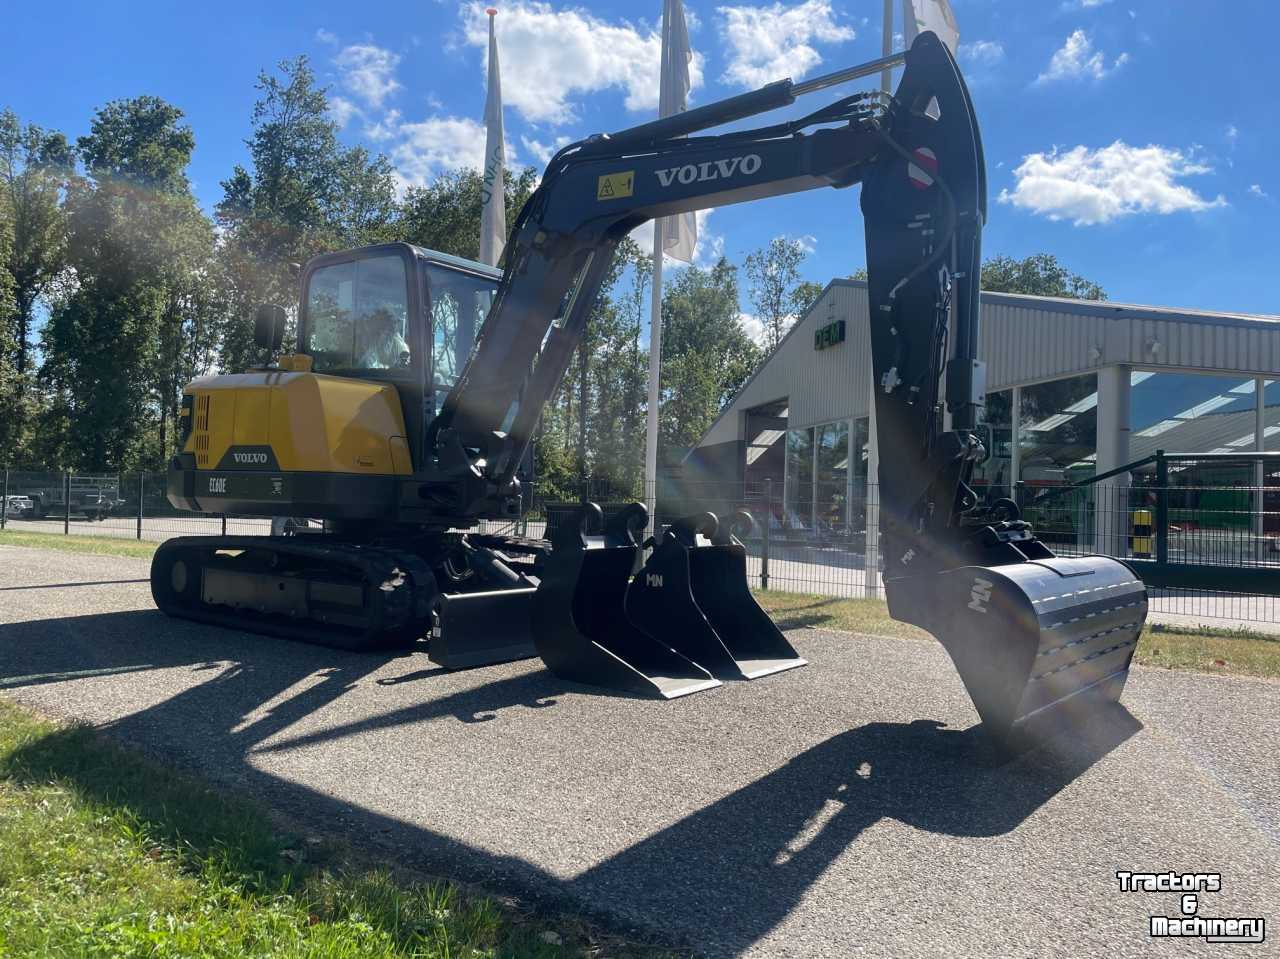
top-left (644, 219), bottom-right (664, 533)
top-left (881, 0), bottom-right (894, 92)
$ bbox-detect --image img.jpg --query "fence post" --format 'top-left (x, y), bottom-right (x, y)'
top-left (760, 477), bottom-right (771, 591)
top-left (1, 468), bottom-right (8, 531)
top-left (1155, 449), bottom-right (1169, 566)
top-left (63, 472), bottom-right (71, 535)
top-left (136, 472), bottom-right (145, 540)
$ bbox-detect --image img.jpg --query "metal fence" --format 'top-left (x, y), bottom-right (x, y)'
top-left (4, 464), bottom-right (1279, 630)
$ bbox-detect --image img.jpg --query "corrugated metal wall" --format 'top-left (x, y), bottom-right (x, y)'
top-left (696, 280), bottom-right (1280, 450)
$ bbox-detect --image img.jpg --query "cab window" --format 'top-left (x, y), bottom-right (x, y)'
top-left (428, 265), bottom-right (497, 388)
top-left (306, 255), bottom-right (411, 373)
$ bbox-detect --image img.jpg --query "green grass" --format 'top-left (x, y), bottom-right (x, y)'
top-left (0, 528), bottom-right (159, 559)
top-left (753, 590), bottom-right (1280, 680)
top-left (0, 698), bottom-right (668, 958)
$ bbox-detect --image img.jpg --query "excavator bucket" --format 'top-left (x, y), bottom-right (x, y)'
top-left (626, 512), bottom-right (807, 680)
top-left (531, 503), bottom-right (720, 699)
top-left (889, 555), bottom-right (1147, 750)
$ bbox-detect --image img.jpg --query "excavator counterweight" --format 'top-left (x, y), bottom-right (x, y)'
top-left (153, 30), bottom-right (1145, 751)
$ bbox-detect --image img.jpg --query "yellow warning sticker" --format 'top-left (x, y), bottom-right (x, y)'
top-left (597, 171), bottom-right (635, 200)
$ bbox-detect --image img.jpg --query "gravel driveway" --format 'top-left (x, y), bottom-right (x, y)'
top-left (1, 544), bottom-right (1276, 957)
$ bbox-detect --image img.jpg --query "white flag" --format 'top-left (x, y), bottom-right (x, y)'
top-left (658, 0), bottom-right (696, 263)
top-left (479, 8), bottom-right (506, 267)
top-left (902, 0), bottom-right (960, 54)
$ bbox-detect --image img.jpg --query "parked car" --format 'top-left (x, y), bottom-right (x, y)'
top-left (2, 495), bottom-right (34, 518)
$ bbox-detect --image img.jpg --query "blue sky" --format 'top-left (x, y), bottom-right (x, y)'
top-left (5, 0), bottom-right (1277, 324)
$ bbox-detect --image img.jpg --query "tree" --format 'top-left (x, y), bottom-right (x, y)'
top-left (215, 57), bottom-right (398, 371)
top-left (981, 253), bottom-right (1106, 300)
top-left (39, 96), bottom-right (212, 470)
top-left (744, 236), bottom-right (821, 351)
top-left (0, 110), bottom-right (73, 402)
top-left (659, 258), bottom-right (761, 454)
top-left (0, 194), bottom-right (17, 453)
top-left (398, 166), bottom-right (538, 262)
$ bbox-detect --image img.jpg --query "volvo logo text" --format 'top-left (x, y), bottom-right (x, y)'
top-left (233, 452), bottom-right (269, 465)
top-left (655, 154), bottom-right (762, 188)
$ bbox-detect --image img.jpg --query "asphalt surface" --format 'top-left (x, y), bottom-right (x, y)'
top-left (1, 545), bottom-right (1277, 958)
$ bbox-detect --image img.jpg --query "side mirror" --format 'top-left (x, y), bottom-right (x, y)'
top-left (253, 304), bottom-right (287, 351)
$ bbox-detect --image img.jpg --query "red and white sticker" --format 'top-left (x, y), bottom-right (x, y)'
top-left (907, 147), bottom-right (938, 190)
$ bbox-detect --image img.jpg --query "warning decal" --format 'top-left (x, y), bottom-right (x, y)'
top-left (597, 171), bottom-right (635, 200)
top-left (907, 147), bottom-right (938, 191)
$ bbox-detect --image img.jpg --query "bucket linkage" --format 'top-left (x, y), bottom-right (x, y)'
top-left (531, 502), bottom-right (805, 697)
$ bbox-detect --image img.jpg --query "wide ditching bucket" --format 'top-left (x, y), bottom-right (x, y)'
top-left (626, 512), bottom-right (807, 680)
top-left (889, 555), bottom-right (1147, 749)
top-left (531, 503), bottom-right (719, 699)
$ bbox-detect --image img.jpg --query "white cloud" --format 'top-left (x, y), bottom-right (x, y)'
top-left (717, 1), bottom-right (855, 89)
top-left (335, 43), bottom-right (402, 109)
top-left (520, 134), bottom-right (573, 167)
top-left (1036, 30), bottom-right (1128, 84)
top-left (315, 28), bottom-right (338, 45)
top-left (1249, 183), bottom-right (1269, 199)
top-left (1226, 124), bottom-right (1239, 143)
top-left (998, 141), bottom-right (1226, 225)
top-left (364, 109), bottom-right (402, 142)
top-left (391, 116), bottom-right (514, 187)
top-left (328, 95), bottom-right (361, 129)
top-left (795, 233), bottom-right (817, 254)
top-left (958, 40), bottom-right (1005, 66)
top-left (460, 2), bottom-right (703, 125)
top-left (738, 312), bottom-right (767, 346)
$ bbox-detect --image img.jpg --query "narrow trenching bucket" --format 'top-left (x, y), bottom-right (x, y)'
top-left (531, 503), bottom-right (720, 699)
top-left (627, 513), bottom-right (807, 680)
top-left (890, 555), bottom-right (1147, 749)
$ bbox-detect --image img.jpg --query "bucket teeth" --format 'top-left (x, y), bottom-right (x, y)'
top-left (531, 503), bottom-right (804, 697)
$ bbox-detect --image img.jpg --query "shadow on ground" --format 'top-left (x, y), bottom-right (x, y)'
top-left (0, 608), bottom-right (1140, 955)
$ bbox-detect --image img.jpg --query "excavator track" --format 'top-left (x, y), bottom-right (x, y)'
top-left (150, 536), bottom-right (433, 652)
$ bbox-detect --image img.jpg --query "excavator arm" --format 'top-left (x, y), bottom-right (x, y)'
top-left (499, 33), bottom-right (1145, 747)
top-left (426, 33), bottom-right (978, 541)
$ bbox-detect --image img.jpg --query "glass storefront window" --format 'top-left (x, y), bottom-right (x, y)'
top-left (784, 428), bottom-right (814, 531)
top-left (850, 417), bottom-right (870, 533)
top-left (815, 421), bottom-right (849, 534)
top-left (1019, 373), bottom-right (1098, 489)
top-left (1131, 372), bottom-right (1258, 486)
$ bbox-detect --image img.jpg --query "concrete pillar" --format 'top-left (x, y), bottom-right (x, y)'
top-left (1010, 385), bottom-right (1022, 501)
top-left (1094, 365), bottom-right (1132, 555)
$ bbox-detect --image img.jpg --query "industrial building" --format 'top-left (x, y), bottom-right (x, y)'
top-left (683, 280), bottom-right (1280, 541)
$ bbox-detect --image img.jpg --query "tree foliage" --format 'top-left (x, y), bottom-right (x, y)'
top-left (38, 97), bottom-right (212, 470)
top-left (981, 253), bottom-right (1106, 300)
top-left (214, 57), bottom-right (398, 371)
top-left (744, 236), bottom-right (820, 351)
top-left (399, 166), bottom-right (537, 261)
top-left (0, 109), bottom-right (72, 410)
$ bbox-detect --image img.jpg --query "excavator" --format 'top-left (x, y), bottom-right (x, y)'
top-left (153, 33), bottom-right (1147, 748)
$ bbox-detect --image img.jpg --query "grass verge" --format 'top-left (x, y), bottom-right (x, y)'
top-left (753, 590), bottom-right (1280, 680)
top-left (0, 528), bottom-right (159, 559)
top-left (0, 698), bottom-right (666, 958)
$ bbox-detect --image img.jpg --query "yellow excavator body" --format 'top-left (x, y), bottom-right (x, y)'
top-left (170, 358), bottom-right (412, 519)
